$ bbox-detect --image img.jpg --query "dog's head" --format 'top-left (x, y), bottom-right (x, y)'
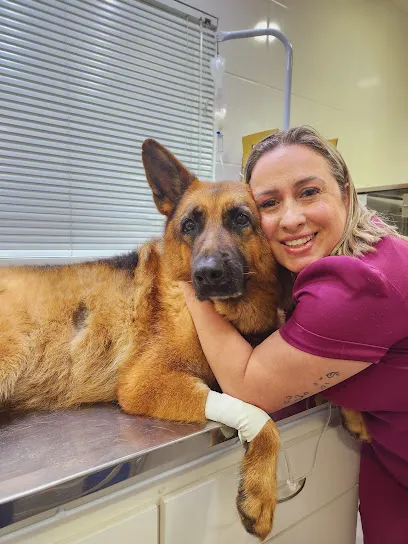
top-left (142, 139), bottom-right (275, 301)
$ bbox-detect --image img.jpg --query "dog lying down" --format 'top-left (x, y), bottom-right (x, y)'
top-left (1, 139), bottom-right (286, 539)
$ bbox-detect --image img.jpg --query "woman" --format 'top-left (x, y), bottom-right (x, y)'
top-left (182, 126), bottom-right (408, 543)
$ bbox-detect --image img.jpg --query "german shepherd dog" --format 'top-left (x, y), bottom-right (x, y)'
top-left (0, 140), bottom-right (281, 540)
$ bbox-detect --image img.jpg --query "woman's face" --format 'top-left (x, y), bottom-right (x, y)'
top-left (250, 144), bottom-right (348, 274)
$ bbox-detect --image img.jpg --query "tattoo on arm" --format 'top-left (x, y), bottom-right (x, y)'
top-left (326, 372), bottom-right (340, 378)
top-left (283, 371), bottom-right (341, 405)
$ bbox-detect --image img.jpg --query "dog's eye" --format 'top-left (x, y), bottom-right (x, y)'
top-left (234, 213), bottom-right (250, 227)
top-left (182, 219), bottom-right (196, 233)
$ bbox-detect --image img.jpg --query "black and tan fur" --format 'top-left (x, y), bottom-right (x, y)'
top-left (0, 140), bottom-right (370, 540)
top-left (0, 140), bottom-right (281, 540)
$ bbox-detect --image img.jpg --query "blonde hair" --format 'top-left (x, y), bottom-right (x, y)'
top-left (244, 126), bottom-right (402, 257)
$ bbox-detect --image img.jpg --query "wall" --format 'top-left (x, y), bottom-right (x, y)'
top-left (172, 0), bottom-right (408, 188)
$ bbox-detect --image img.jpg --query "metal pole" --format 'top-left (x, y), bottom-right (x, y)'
top-left (216, 28), bottom-right (293, 130)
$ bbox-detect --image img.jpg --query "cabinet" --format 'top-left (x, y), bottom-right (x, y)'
top-left (160, 425), bottom-right (359, 543)
top-left (0, 407), bottom-right (360, 544)
top-left (270, 488), bottom-right (358, 544)
top-left (0, 502), bottom-right (158, 544)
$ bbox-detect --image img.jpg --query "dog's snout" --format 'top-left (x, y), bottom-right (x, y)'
top-left (194, 256), bottom-right (225, 286)
top-left (192, 250), bottom-right (246, 301)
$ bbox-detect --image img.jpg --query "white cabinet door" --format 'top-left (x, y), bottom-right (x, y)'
top-left (68, 504), bottom-right (158, 544)
top-left (160, 465), bottom-right (246, 544)
top-left (1, 503), bottom-right (158, 544)
top-left (268, 488), bottom-right (358, 544)
top-left (160, 426), bottom-right (360, 544)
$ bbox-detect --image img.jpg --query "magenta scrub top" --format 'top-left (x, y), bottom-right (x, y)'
top-left (280, 234), bottom-right (408, 544)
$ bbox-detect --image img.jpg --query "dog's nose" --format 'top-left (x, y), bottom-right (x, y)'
top-left (194, 257), bottom-right (225, 286)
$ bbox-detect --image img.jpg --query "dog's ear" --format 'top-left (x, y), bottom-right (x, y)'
top-left (142, 139), bottom-right (197, 216)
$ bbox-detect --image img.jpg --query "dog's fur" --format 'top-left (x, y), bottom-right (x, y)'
top-left (0, 140), bottom-right (281, 540)
top-left (0, 139), bottom-right (370, 539)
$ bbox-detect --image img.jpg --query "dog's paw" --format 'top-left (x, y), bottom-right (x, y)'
top-left (236, 420), bottom-right (279, 541)
top-left (341, 408), bottom-right (371, 443)
top-left (236, 478), bottom-right (275, 541)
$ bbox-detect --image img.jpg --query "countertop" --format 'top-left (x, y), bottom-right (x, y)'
top-left (0, 401), bottom-right (318, 530)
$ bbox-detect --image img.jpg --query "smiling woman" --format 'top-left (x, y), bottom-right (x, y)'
top-left (249, 145), bottom-right (348, 274)
top-left (183, 125), bottom-right (408, 544)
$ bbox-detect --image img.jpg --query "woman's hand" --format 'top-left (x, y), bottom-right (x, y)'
top-left (180, 281), bottom-right (217, 314)
top-left (180, 281), bottom-right (202, 310)
top-left (180, 281), bottom-right (222, 333)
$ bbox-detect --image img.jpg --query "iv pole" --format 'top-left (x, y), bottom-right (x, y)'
top-left (216, 28), bottom-right (293, 129)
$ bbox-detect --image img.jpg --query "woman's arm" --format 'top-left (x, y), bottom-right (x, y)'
top-left (182, 283), bottom-right (371, 413)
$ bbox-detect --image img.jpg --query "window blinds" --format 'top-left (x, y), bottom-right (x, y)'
top-left (0, 0), bottom-right (216, 262)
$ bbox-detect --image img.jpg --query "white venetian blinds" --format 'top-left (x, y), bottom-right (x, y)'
top-left (0, 0), bottom-right (216, 262)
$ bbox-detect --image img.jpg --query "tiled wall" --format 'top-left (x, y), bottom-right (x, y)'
top-left (169, 0), bottom-right (408, 188)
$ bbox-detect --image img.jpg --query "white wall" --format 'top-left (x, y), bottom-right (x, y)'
top-left (175, 0), bottom-right (408, 188)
